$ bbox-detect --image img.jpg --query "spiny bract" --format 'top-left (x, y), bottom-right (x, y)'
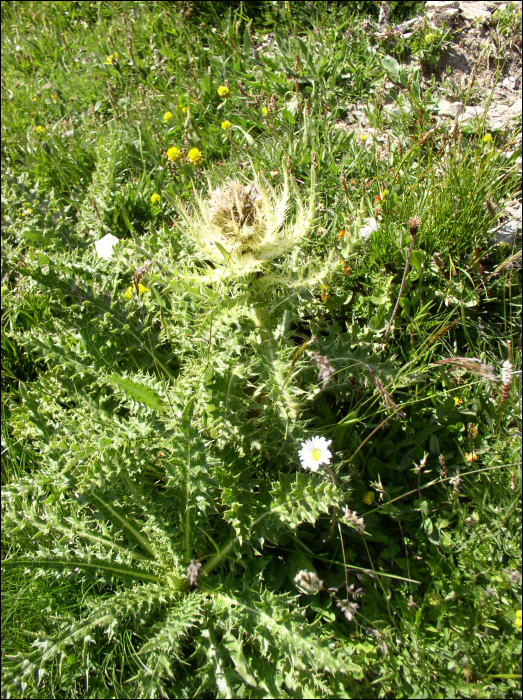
top-left (176, 164), bottom-right (315, 275)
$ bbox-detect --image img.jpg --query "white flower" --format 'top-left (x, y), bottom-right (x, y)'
top-left (94, 233), bottom-right (119, 260)
top-left (298, 436), bottom-right (332, 472)
top-left (501, 360), bottom-right (513, 386)
top-left (358, 217), bottom-right (379, 241)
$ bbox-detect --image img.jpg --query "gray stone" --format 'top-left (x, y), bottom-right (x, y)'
top-left (491, 220), bottom-right (519, 245)
top-left (426, 1), bottom-right (459, 8)
top-left (459, 1), bottom-right (492, 20)
top-left (486, 99), bottom-right (522, 130)
top-left (439, 100), bottom-right (464, 118)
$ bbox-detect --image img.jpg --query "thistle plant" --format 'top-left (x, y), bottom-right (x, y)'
top-left (175, 163), bottom-right (315, 277)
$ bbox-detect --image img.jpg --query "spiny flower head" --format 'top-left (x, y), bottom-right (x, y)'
top-left (167, 146), bottom-right (182, 162)
top-left (187, 148), bottom-right (203, 165)
top-left (298, 435), bottom-right (332, 472)
top-left (163, 111), bottom-right (174, 122)
top-left (175, 163), bottom-right (315, 276)
top-left (217, 85), bottom-right (230, 98)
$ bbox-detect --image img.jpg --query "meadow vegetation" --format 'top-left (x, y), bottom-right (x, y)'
top-left (1, 1), bottom-right (521, 698)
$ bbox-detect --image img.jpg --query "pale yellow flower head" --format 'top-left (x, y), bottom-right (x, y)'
top-left (150, 193), bottom-right (161, 204)
top-left (35, 126), bottom-right (44, 133)
top-left (163, 111), bottom-right (173, 122)
top-left (217, 85), bottom-right (230, 98)
top-left (483, 134), bottom-right (493, 143)
top-left (175, 161), bottom-right (315, 277)
top-left (167, 146), bottom-right (182, 162)
top-left (261, 106), bottom-right (269, 115)
top-left (187, 148), bottom-right (203, 165)
top-left (221, 120), bottom-right (231, 130)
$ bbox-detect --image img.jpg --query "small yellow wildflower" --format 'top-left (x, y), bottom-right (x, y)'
top-left (167, 146), bottom-right (182, 162)
top-left (187, 147), bottom-right (203, 165)
top-left (483, 134), bottom-right (493, 143)
top-left (150, 193), bottom-right (161, 204)
top-left (360, 134), bottom-right (367, 141)
top-left (465, 451), bottom-right (479, 463)
top-left (181, 105), bottom-right (188, 114)
top-left (261, 106), bottom-right (269, 115)
top-left (472, 426), bottom-right (479, 438)
top-left (104, 53), bottom-right (118, 65)
top-left (221, 120), bottom-right (231, 130)
top-left (363, 491), bottom-right (375, 505)
top-left (382, 189), bottom-right (390, 197)
top-left (26, 207), bottom-right (33, 215)
top-left (454, 397), bottom-right (462, 406)
top-left (516, 610), bottom-right (522, 628)
top-left (321, 289), bottom-right (329, 303)
top-left (163, 111), bottom-right (174, 122)
top-left (124, 284), bottom-right (148, 300)
top-left (51, 94), bottom-right (57, 100)
top-left (217, 85), bottom-right (230, 98)
top-left (35, 126), bottom-right (44, 133)
top-left (32, 97), bottom-right (37, 101)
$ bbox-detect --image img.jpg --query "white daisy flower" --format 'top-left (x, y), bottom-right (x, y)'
top-left (298, 436), bottom-right (332, 472)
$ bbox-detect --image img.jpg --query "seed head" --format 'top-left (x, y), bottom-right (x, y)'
top-left (294, 570), bottom-right (323, 594)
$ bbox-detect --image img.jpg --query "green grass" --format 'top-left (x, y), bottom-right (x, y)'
top-left (1, 1), bottom-right (521, 698)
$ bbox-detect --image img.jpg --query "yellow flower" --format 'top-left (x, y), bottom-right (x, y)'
top-left (51, 94), bottom-right (57, 100)
top-left (382, 189), bottom-right (390, 197)
top-left (360, 134), bottom-right (367, 141)
top-left (261, 106), bottom-right (268, 115)
top-left (181, 105), bottom-right (188, 114)
top-left (35, 126), bottom-right (44, 133)
top-left (150, 193), bottom-right (161, 204)
top-left (124, 284), bottom-right (148, 300)
top-left (465, 451), bottom-right (479, 463)
top-left (163, 111), bottom-right (173, 122)
top-left (104, 53), bottom-right (118, 65)
top-left (221, 120), bottom-right (231, 130)
top-left (454, 397), bottom-right (462, 406)
top-left (217, 85), bottom-right (230, 98)
top-left (472, 426), bottom-right (479, 438)
top-left (363, 491), bottom-right (375, 505)
top-left (321, 289), bottom-right (328, 303)
top-left (516, 610), bottom-right (522, 628)
top-left (26, 207), bottom-right (33, 214)
top-left (483, 134), bottom-right (493, 143)
top-left (167, 146), bottom-right (182, 162)
top-left (187, 147), bottom-right (203, 165)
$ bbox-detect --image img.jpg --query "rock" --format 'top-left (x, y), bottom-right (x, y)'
top-left (94, 233), bottom-right (120, 260)
top-left (491, 220), bottom-right (519, 245)
top-left (459, 2), bottom-right (492, 20)
top-left (438, 100), bottom-right (464, 118)
top-left (486, 98), bottom-right (522, 130)
top-left (426, 1), bottom-right (459, 8)
top-left (502, 76), bottom-right (517, 90)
